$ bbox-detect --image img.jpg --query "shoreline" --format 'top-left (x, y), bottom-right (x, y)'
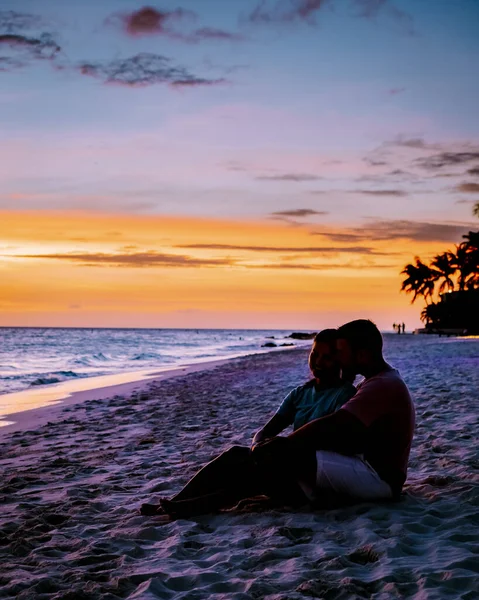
top-left (0, 346), bottom-right (306, 437)
top-left (0, 357), bottom-right (232, 437)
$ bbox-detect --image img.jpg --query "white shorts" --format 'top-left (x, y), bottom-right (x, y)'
top-left (300, 451), bottom-right (393, 502)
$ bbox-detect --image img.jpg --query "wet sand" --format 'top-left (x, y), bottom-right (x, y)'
top-left (0, 348), bottom-right (478, 599)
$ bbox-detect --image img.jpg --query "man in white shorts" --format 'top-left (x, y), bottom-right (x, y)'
top-left (253, 319), bottom-right (415, 503)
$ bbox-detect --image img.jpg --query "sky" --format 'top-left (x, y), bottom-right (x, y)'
top-left (1, 0), bottom-right (479, 330)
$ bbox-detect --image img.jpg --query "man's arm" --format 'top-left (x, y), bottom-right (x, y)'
top-left (252, 413), bottom-right (291, 448)
top-left (288, 409), bottom-right (367, 456)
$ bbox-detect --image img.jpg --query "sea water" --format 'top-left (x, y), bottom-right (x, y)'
top-left (0, 327), bottom-right (307, 395)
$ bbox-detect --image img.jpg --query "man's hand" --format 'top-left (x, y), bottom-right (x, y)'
top-left (251, 436), bottom-right (291, 469)
top-left (251, 414), bottom-right (291, 449)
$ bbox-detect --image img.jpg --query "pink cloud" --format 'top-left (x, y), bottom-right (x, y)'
top-left (117, 6), bottom-right (194, 38)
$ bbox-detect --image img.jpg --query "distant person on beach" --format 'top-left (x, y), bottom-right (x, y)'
top-left (140, 329), bottom-right (356, 517)
top-left (254, 319), bottom-right (415, 503)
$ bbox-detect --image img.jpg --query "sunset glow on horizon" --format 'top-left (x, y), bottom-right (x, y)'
top-left (1, 0), bottom-right (478, 330)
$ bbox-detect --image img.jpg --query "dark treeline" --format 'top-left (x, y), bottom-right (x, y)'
top-left (400, 204), bottom-right (479, 334)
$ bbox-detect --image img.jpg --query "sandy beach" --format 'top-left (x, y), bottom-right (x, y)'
top-left (1, 345), bottom-right (478, 599)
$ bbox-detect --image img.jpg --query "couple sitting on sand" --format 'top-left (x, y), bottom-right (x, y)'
top-left (141, 319), bottom-right (415, 518)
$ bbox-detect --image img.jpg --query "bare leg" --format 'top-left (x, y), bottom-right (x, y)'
top-left (160, 444), bottom-right (311, 517)
top-left (160, 490), bottom-right (238, 518)
top-left (172, 445), bottom-right (258, 501)
top-left (140, 442), bottom-right (312, 518)
top-left (141, 446), bottom-right (258, 516)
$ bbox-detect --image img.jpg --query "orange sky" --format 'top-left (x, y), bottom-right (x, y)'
top-left (1, 2), bottom-right (479, 332)
top-left (0, 210), bottom-right (448, 330)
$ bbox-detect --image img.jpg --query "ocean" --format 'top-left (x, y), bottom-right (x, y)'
top-left (0, 327), bottom-right (309, 395)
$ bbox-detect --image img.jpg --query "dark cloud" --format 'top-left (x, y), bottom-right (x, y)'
top-left (388, 169), bottom-right (409, 176)
top-left (15, 251), bottom-right (235, 268)
top-left (110, 6), bottom-right (243, 43)
top-left (256, 173), bottom-right (322, 182)
top-left (0, 10), bottom-right (43, 33)
top-left (0, 33), bottom-right (60, 60)
top-left (248, 0), bottom-right (325, 24)
top-left (248, 261), bottom-right (395, 270)
top-left (456, 182), bottom-right (479, 194)
top-left (270, 209), bottom-right (328, 218)
top-left (386, 137), bottom-right (443, 152)
top-left (395, 137), bottom-right (430, 149)
top-left (364, 158), bottom-right (389, 167)
top-left (247, 0), bottom-right (413, 34)
top-left (352, 189), bottom-right (407, 196)
top-left (466, 167), bottom-right (479, 177)
top-left (177, 243), bottom-right (383, 255)
top-left (0, 11), bottom-right (60, 70)
top-left (78, 53), bottom-right (225, 88)
top-left (312, 219), bottom-right (477, 243)
top-left (416, 151), bottom-right (479, 170)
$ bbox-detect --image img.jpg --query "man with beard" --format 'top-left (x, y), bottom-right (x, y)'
top-left (254, 319), bottom-right (415, 503)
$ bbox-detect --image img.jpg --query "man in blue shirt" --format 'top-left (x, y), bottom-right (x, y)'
top-left (141, 329), bottom-right (355, 518)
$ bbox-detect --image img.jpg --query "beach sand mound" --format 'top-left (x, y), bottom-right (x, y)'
top-left (0, 349), bottom-right (478, 599)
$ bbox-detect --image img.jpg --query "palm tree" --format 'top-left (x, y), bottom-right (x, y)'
top-left (430, 251), bottom-right (456, 294)
top-left (450, 240), bottom-right (479, 291)
top-left (462, 230), bottom-right (479, 252)
top-left (461, 231), bottom-right (479, 289)
top-left (400, 257), bottom-right (437, 304)
top-left (474, 202), bottom-right (479, 218)
top-left (421, 302), bottom-right (443, 327)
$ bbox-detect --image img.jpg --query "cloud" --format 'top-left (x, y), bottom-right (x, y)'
top-left (78, 53), bottom-right (226, 88)
top-left (256, 173), bottom-right (322, 182)
top-left (416, 151), bottom-right (479, 170)
top-left (384, 137), bottom-right (443, 152)
top-left (270, 209), bottom-right (328, 218)
top-left (466, 167), bottom-right (479, 177)
top-left (388, 169), bottom-right (410, 177)
top-left (387, 87), bottom-right (406, 96)
top-left (110, 6), bottom-right (243, 43)
top-left (247, 0), bottom-right (414, 34)
top-left (189, 27), bottom-right (245, 42)
top-left (248, 0), bottom-right (326, 24)
top-left (0, 33), bottom-right (60, 60)
top-left (351, 189), bottom-right (407, 196)
top-left (456, 182), bottom-right (479, 194)
top-left (109, 6), bottom-right (194, 37)
top-left (354, 0), bottom-right (414, 35)
top-left (0, 10), bottom-right (43, 34)
top-left (0, 56), bottom-right (25, 71)
top-left (14, 251), bottom-right (236, 268)
top-left (176, 243), bottom-right (383, 255)
top-left (0, 11), bottom-right (60, 71)
top-left (364, 158), bottom-right (389, 167)
top-left (312, 219), bottom-right (477, 243)
top-left (455, 199), bottom-right (476, 206)
top-left (248, 261), bottom-right (395, 270)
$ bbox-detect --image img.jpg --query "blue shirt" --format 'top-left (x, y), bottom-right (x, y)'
top-left (276, 380), bottom-right (356, 431)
